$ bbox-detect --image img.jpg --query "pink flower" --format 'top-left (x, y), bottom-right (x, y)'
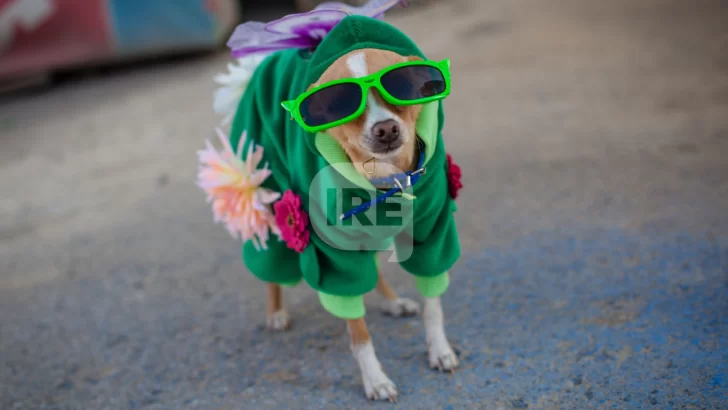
top-left (446, 153), bottom-right (463, 199)
top-left (197, 128), bottom-right (281, 250)
top-left (274, 190), bottom-right (310, 253)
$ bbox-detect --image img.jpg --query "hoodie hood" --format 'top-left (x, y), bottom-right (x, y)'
top-left (301, 15), bottom-right (445, 186)
top-left (304, 15), bottom-right (425, 88)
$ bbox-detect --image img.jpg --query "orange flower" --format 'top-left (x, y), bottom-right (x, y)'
top-left (197, 128), bottom-right (281, 250)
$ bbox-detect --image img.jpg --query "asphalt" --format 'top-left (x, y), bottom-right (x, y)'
top-left (1, 0), bottom-right (727, 408)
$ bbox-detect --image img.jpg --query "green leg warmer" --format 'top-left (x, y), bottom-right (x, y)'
top-left (414, 271), bottom-right (450, 298)
top-left (318, 292), bottom-right (366, 319)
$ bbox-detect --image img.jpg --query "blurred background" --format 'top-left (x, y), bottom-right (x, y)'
top-left (1, 0), bottom-right (726, 409)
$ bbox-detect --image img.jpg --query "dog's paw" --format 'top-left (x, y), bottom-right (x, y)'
top-left (380, 297), bottom-right (420, 317)
top-left (362, 371), bottom-right (398, 402)
top-left (428, 339), bottom-right (459, 372)
top-left (266, 309), bottom-right (291, 331)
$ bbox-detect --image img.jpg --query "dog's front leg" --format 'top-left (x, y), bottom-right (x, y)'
top-left (423, 297), bottom-right (459, 372)
top-left (347, 318), bottom-right (398, 402)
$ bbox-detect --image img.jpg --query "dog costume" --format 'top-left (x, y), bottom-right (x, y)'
top-left (211, 10), bottom-right (462, 319)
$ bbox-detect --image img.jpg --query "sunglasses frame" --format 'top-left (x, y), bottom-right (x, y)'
top-left (281, 59), bottom-right (451, 133)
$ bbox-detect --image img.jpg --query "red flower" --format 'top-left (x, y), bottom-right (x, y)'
top-left (446, 153), bottom-right (463, 199)
top-left (274, 190), bottom-right (310, 253)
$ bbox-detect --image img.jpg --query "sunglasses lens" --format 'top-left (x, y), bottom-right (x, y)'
top-left (299, 83), bottom-right (362, 128)
top-left (380, 65), bottom-right (446, 101)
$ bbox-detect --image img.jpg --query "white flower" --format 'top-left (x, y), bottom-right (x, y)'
top-left (212, 54), bottom-right (269, 126)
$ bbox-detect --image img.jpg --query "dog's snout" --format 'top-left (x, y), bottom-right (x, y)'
top-left (371, 120), bottom-right (400, 143)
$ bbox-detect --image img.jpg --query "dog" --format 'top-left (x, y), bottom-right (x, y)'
top-left (271, 48), bottom-right (458, 401)
top-left (206, 10), bottom-right (461, 402)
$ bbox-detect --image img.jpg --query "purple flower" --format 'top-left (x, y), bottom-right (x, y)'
top-left (227, 0), bottom-right (409, 59)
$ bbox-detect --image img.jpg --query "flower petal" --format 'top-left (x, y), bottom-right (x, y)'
top-left (197, 128), bottom-right (280, 249)
top-left (316, 0), bottom-right (406, 18)
top-left (257, 188), bottom-right (281, 205)
top-left (226, 0), bottom-right (407, 59)
top-left (264, 9), bottom-right (347, 35)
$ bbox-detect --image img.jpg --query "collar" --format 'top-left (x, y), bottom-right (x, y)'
top-left (340, 145), bottom-right (426, 221)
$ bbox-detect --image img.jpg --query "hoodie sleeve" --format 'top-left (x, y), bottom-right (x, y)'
top-left (395, 161), bottom-right (461, 278)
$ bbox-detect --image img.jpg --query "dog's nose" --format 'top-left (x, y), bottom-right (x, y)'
top-left (371, 120), bottom-right (400, 143)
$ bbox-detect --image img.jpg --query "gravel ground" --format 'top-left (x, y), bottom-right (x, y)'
top-left (1, 0), bottom-right (727, 408)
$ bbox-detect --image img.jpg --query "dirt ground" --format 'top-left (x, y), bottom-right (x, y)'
top-left (1, 0), bottom-right (727, 408)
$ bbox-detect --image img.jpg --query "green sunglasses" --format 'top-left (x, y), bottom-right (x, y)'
top-left (281, 59), bottom-right (451, 133)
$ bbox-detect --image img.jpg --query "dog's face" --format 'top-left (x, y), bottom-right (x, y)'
top-left (312, 49), bottom-right (424, 175)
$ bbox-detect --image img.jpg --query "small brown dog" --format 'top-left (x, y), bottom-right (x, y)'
top-left (209, 11), bottom-right (461, 401)
top-left (267, 48), bottom-right (458, 401)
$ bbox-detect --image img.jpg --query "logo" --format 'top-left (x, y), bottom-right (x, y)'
top-left (307, 164), bottom-right (415, 262)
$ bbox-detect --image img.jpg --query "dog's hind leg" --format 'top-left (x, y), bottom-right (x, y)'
top-left (266, 283), bottom-right (290, 331)
top-left (347, 317), bottom-right (398, 402)
top-left (376, 272), bottom-right (420, 317)
top-left (375, 253), bottom-right (420, 317)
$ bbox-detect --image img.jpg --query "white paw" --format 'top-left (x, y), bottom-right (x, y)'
top-left (353, 341), bottom-right (398, 402)
top-left (362, 369), bottom-right (398, 402)
top-left (380, 297), bottom-right (420, 317)
top-left (266, 309), bottom-right (290, 331)
top-left (428, 338), bottom-right (459, 372)
top-left (423, 297), bottom-right (459, 372)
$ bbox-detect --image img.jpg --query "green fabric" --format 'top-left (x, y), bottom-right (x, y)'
top-left (242, 240), bottom-right (302, 285)
top-left (280, 279), bottom-right (301, 288)
top-left (318, 292), bottom-right (365, 319)
top-left (230, 15), bottom-right (460, 299)
top-left (415, 271), bottom-right (450, 298)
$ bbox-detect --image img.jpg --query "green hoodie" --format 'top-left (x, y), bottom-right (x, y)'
top-left (229, 15), bottom-right (460, 319)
